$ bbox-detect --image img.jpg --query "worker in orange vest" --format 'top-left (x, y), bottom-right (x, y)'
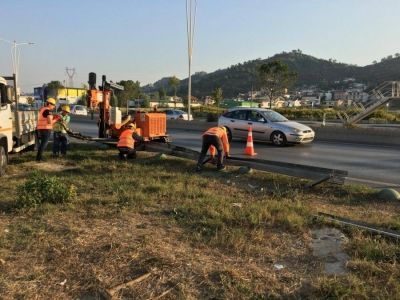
top-left (36, 98), bottom-right (60, 162)
top-left (196, 126), bottom-right (230, 172)
top-left (117, 123), bottom-right (147, 160)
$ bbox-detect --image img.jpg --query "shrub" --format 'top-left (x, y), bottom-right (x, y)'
top-left (16, 171), bottom-right (76, 208)
top-left (207, 112), bottom-right (219, 122)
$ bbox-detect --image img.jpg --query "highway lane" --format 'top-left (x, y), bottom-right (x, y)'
top-left (68, 120), bottom-right (400, 191)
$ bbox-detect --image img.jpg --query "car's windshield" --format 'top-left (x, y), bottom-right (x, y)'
top-left (175, 110), bottom-right (186, 114)
top-left (263, 111), bottom-right (288, 122)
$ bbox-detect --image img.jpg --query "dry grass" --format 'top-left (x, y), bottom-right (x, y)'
top-left (0, 143), bottom-right (399, 300)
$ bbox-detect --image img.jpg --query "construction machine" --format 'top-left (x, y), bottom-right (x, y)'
top-left (85, 72), bottom-right (170, 144)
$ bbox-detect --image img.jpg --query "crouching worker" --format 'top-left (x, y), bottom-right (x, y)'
top-left (117, 123), bottom-right (146, 161)
top-left (53, 105), bottom-right (71, 157)
top-left (196, 126), bottom-right (230, 172)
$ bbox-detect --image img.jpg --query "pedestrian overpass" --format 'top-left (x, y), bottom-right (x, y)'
top-left (337, 81), bottom-right (400, 124)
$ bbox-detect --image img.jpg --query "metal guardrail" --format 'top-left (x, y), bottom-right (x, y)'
top-left (144, 142), bottom-right (348, 186)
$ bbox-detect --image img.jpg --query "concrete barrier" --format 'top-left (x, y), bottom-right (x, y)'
top-left (70, 115), bottom-right (400, 147)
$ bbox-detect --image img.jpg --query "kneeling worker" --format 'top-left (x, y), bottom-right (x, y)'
top-left (117, 123), bottom-right (146, 160)
top-left (196, 126), bottom-right (230, 172)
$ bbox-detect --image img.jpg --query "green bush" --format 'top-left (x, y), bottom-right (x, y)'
top-left (16, 171), bottom-right (76, 208)
top-left (207, 112), bottom-right (219, 122)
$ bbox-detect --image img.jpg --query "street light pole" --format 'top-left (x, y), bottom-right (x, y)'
top-left (0, 37), bottom-right (34, 99)
top-left (186, 0), bottom-right (197, 121)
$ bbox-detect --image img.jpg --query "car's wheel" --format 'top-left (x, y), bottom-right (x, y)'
top-left (226, 127), bottom-right (233, 142)
top-left (271, 131), bottom-right (287, 146)
top-left (0, 146), bottom-right (8, 177)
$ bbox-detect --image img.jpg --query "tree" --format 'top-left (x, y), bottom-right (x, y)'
top-left (211, 88), bottom-right (223, 108)
top-left (151, 92), bottom-right (159, 100)
top-left (140, 93), bottom-right (150, 108)
top-left (109, 94), bottom-right (118, 107)
top-left (158, 86), bottom-right (167, 100)
top-left (26, 96), bottom-right (35, 106)
top-left (257, 59), bottom-right (298, 108)
top-left (46, 81), bottom-right (64, 111)
top-left (373, 60), bottom-right (377, 64)
top-left (168, 75), bottom-right (180, 108)
top-left (115, 80), bottom-right (141, 108)
top-left (46, 80), bottom-right (64, 98)
top-left (395, 53), bottom-right (400, 58)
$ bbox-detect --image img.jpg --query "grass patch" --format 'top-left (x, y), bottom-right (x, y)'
top-left (0, 143), bottom-right (399, 299)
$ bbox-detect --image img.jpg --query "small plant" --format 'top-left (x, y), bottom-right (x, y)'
top-left (207, 112), bottom-right (219, 122)
top-left (16, 170), bottom-right (76, 208)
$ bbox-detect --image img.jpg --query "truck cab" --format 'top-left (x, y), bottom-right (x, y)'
top-left (0, 75), bottom-right (38, 177)
top-left (0, 76), bottom-right (14, 168)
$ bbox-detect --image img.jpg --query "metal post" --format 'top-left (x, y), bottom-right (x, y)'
top-left (0, 37), bottom-right (34, 104)
top-left (186, 0), bottom-right (197, 121)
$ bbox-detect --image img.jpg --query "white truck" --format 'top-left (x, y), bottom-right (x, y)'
top-left (0, 75), bottom-right (38, 176)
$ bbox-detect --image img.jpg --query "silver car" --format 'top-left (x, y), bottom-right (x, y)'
top-left (163, 109), bottom-right (193, 121)
top-left (218, 108), bottom-right (315, 146)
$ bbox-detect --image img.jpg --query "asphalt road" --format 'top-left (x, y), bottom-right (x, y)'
top-left (68, 120), bottom-right (400, 191)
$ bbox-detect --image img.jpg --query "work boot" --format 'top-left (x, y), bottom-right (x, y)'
top-left (217, 165), bottom-right (226, 171)
top-left (128, 151), bottom-right (137, 159)
top-left (195, 165), bottom-right (202, 173)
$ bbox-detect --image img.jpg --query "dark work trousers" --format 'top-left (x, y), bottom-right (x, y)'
top-left (118, 147), bottom-right (137, 160)
top-left (36, 129), bottom-right (52, 161)
top-left (197, 134), bottom-right (224, 169)
top-left (53, 132), bottom-right (68, 156)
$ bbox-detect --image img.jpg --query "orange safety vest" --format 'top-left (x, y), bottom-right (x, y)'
top-left (117, 129), bottom-right (135, 149)
top-left (202, 127), bottom-right (230, 153)
top-left (37, 106), bottom-right (53, 130)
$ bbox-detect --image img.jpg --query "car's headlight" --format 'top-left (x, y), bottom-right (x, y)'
top-left (290, 127), bottom-right (302, 133)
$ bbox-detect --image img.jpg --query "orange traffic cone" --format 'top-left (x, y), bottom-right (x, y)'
top-left (244, 126), bottom-right (257, 156)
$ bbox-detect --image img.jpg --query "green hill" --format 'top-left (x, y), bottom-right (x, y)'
top-left (142, 51), bottom-right (400, 99)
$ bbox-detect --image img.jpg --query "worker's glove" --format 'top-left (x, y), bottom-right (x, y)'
top-left (53, 115), bottom-right (61, 121)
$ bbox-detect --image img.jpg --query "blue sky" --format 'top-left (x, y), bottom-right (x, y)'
top-left (1, 0), bottom-right (400, 93)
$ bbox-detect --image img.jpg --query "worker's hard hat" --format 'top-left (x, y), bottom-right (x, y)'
top-left (46, 98), bottom-right (56, 105)
top-left (62, 105), bottom-right (70, 113)
top-left (127, 123), bottom-right (136, 129)
top-left (219, 126), bottom-right (227, 133)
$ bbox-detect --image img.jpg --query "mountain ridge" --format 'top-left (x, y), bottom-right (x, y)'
top-left (142, 51), bottom-right (400, 98)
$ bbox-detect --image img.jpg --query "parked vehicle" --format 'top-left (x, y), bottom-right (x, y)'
top-left (218, 107), bottom-right (315, 146)
top-left (68, 104), bottom-right (88, 115)
top-left (18, 103), bottom-right (31, 110)
top-left (0, 75), bottom-right (38, 176)
top-left (163, 109), bottom-right (193, 120)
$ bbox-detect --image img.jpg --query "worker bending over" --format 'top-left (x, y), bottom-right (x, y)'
top-left (196, 126), bottom-right (230, 172)
top-left (117, 123), bottom-right (146, 160)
